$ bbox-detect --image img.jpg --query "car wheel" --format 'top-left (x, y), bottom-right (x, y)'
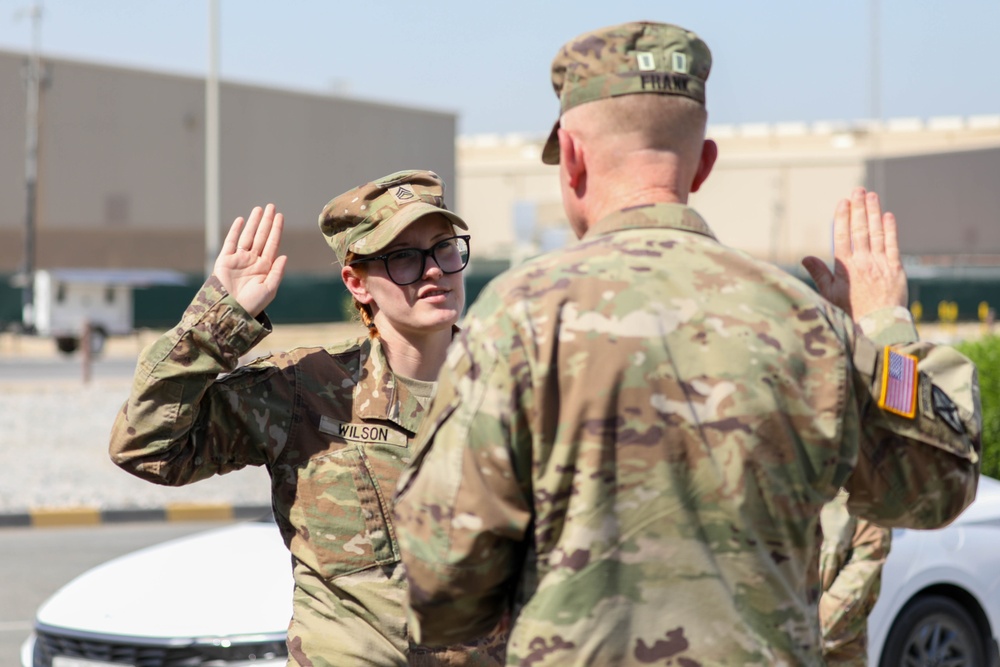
top-left (55, 336), bottom-right (79, 354)
top-left (879, 594), bottom-right (985, 667)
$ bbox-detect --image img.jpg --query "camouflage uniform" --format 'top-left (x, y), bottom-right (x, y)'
top-left (819, 491), bottom-right (892, 666)
top-left (394, 203), bottom-right (981, 666)
top-left (110, 170), bottom-right (506, 666)
top-left (818, 300), bottom-right (906, 665)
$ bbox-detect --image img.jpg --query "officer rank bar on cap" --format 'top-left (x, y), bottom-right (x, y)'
top-left (541, 21), bottom-right (712, 165)
top-left (634, 50), bottom-right (693, 94)
top-left (879, 347), bottom-right (918, 418)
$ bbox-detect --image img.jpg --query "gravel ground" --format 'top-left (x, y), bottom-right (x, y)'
top-left (0, 378), bottom-right (274, 513)
top-left (0, 322), bottom-right (366, 515)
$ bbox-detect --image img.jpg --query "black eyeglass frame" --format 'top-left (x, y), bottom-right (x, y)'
top-left (347, 234), bottom-right (472, 286)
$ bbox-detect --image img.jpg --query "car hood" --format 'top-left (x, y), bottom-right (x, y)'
top-left (953, 475), bottom-right (1000, 525)
top-left (36, 521), bottom-right (293, 640)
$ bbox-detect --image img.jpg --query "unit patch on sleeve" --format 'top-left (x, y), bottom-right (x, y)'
top-left (879, 347), bottom-right (918, 418)
top-left (931, 384), bottom-right (966, 435)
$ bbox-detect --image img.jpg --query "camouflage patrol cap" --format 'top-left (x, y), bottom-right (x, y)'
top-left (318, 169), bottom-right (468, 265)
top-left (541, 21), bottom-right (712, 165)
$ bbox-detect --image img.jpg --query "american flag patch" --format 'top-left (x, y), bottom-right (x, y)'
top-left (879, 347), bottom-right (918, 418)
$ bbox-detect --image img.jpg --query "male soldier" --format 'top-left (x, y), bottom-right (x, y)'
top-left (393, 21), bottom-right (981, 666)
top-left (819, 491), bottom-right (892, 665)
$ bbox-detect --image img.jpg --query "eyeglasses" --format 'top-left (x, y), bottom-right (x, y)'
top-left (349, 235), bottom-right (471, 286)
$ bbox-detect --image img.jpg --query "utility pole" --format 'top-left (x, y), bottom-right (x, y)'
top-left (205, 0), bottom-right (221, 279)
top-left (20, 1), bottom-right (43, 331)
top-left (869, 0), bottom-right (885, 199)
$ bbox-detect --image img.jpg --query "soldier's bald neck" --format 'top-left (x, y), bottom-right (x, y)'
top-left (561, 95), bottom-right (708, 220)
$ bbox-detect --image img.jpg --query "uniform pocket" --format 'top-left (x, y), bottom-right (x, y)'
top-left (287, 444), bottom-right (399, 580)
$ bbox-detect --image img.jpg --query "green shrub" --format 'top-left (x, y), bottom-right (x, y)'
top-left (955, 335), bottom-right (1000, 480)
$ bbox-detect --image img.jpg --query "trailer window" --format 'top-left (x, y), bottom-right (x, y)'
top-left (105, 287), bottom-right (115, 304)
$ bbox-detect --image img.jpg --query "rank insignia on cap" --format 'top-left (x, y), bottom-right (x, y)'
top-left (671, 51), bottom-right (689, 74)
top-left (636, 51), bottom-right (657, 71)
top-left (390, 185), bottom-right (416, 205)
top-left (879, 347), bottom-right (918, 418)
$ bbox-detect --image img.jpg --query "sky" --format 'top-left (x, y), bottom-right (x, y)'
top-left (0, 0), bottom-right (998, 136)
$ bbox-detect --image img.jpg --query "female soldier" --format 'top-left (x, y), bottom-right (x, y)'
top-left (109, 170), bottom-right (506, 666)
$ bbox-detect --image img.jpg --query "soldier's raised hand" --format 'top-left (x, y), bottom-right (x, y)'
top-left (801, 188), bottom-right (908, 321)
top-left (214, 203), bottom-right (288, 317)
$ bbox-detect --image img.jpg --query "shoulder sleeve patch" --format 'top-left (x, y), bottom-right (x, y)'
top-left (879, 346), bottom-right (918, 419)
top-left (931, 384), bottom-right (966, 436)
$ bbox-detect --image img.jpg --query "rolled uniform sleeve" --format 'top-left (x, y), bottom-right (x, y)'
top-left (394, 295), bottom-right (532, 646)
top-left (109, 276), bottom-right (278, 485)
top-left (842, 306), bottom-right (981, 528)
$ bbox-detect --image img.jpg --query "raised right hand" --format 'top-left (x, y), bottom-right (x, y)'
top-left (214, 203), bottom-right (288, 318)
top-left (801, 188), bottom-right (908, 321)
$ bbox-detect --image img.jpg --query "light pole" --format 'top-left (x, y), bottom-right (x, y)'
top-left (205, 0), bottom-right (220, 280)
top-left (869, 0), bottom-right (885, 198)
top-left (20, 1), bottom-right (43, 331)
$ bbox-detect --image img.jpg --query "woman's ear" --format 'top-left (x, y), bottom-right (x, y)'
top-left (342, 265), bottom-right (374, 305)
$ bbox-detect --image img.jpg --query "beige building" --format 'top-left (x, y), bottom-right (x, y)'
top-left (0, 49), bottom-right (456, 277)
top-left (457, 116), bottom-right (1000, 269)
top-left (4, 47), bottom-right (998, 279)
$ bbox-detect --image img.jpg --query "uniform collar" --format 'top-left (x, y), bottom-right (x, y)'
top-left (353, 336), bottom-right (425, 435)
top-left (587, 202), bottom-right (718, 241)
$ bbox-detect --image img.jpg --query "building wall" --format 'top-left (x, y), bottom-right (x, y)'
top-left (457, 117), bottom-right (1000, 268)
top-left (0, 50), bottom-right (456, 276)
top-left (5, 46), bottom-right (999, 279)
top-left (879, 146), bottom-right (1000, 258)
top-left (690, 157), bottom-right (864, 265)
top-left (455, 139), bottom-right (557, 264)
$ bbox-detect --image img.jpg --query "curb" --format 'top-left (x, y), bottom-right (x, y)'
top-left (0, 503), bottom-right (272, 528)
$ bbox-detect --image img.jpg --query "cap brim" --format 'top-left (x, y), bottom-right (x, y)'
top-left (541, 119), bottom-right (561, 165)
top-left (349, 203), bottom-right (469, 257)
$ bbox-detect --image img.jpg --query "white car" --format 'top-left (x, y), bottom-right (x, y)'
top-left (868, 475), bottom-right (1000, 666)
top-left (21, 517), bottom-right (293, 667)
top-left (22, 478), bottom-right (1000, 667)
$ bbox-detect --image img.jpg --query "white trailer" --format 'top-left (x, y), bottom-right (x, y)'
top-left (24, 269), bottom-right (188, 354)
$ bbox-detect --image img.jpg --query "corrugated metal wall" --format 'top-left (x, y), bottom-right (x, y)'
top-left (0, 49), bottom-right (457, 276)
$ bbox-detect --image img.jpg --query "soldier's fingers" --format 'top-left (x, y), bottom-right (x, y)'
top-left (883, 212), bottom-right (901, 266)
top-left (261, 211), bottom-right (284, 264)
top-left (238, 206), bottom-right (264, 252)
top-left (223, 217), bottom-right (244, 254)
top-left (849, 187), bottom-right (870, 254)
top-left (263, 255), bottom-right (289, 294)
top-left (801, 256), bottom-right (833, 296)
top-left (832, 198), bottom-right (852, 259)
top-left (866, 191), bottom-right (886, 255)
top-left (252, 204), bottom-right (276, 255)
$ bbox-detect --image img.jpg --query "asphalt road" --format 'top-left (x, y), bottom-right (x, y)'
top-left (0, 357), bottom-right (137, 383)
top-left (0, 520), bottom-right (235, 667)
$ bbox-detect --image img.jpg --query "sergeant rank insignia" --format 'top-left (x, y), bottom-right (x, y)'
top-left (879, 346), bottom-right (918, 418)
